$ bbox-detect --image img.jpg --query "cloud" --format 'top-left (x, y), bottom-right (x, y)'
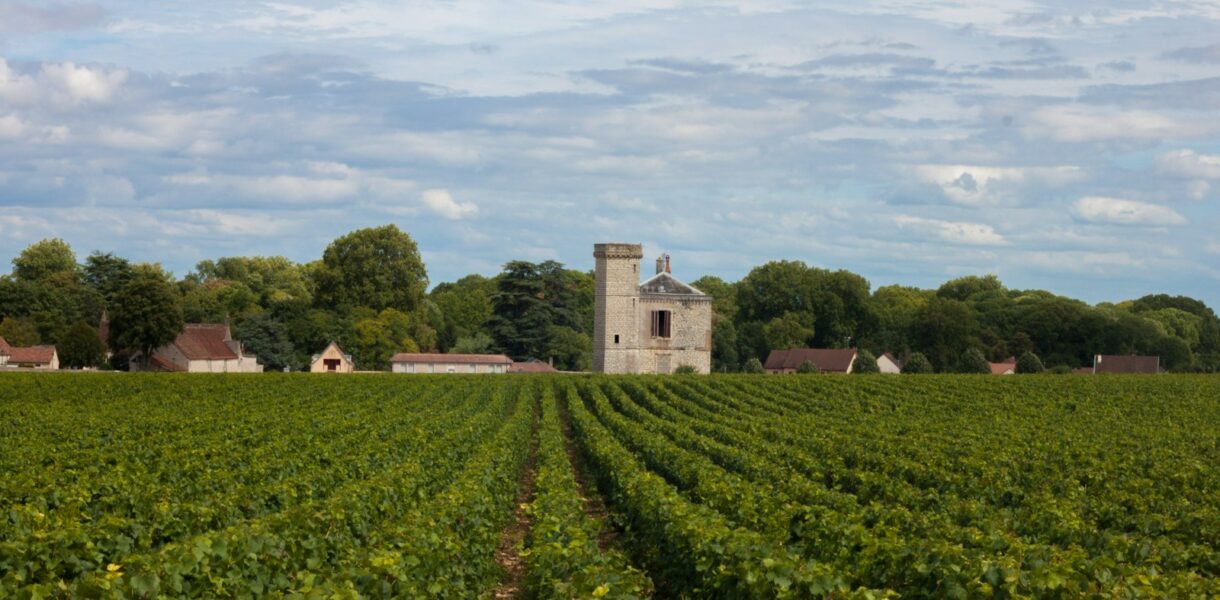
top-left (0, 58), bottom-right (126, 105)
top-left (0, 1), bottom-right (104, 34)
top-left (1161, 44), bottom-right (1220, 64)
top-left (894, 215), bottom-right (1008, 246)
top-left (1023, 105), bottom-right (1216, 142)
top-left (420, 189), bottom-right (478, 220)
top-left (1072, 196), bottom-right (1186, 226)
top-left (1157, 149), bottom-right (1220, 180)
top-left (913, 164), bottom-right (1084, 205)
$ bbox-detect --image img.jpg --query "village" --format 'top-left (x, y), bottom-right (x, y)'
top-left (1, 240), bottom-right (1165, 376)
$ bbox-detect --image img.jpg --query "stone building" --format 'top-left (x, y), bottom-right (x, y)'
top-left (131, 323), bottom-right (263, 372)
top-left (593, 243), bottom-right (712, 374)
top-left (310, 341), bottom-right (354, 373)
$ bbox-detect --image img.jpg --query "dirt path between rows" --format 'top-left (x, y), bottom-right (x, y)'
top-left (555, 397), bottom-right (620, 552)
top-left (491, 414), bottom-right (539, 599)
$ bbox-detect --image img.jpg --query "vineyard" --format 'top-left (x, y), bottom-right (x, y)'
top-left (1, 374), bottom-right (1217, 598)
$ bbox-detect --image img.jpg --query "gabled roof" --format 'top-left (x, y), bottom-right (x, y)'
top-left (1094, 354), bottom-right (1159, 374)
top-left (639, 271), bottom-right (707, 297)
top-left (989, 362), bottom-right (1015, 375)
top-left (511, 358), bottom-right (558, 373)
top-left (0, 337), bottom-right (57, 365)
top-left (764, 348), bottom-right (858, 373)
top-left (172, 325), bottom-right (239, 361)
top-left (311, 341), bottom-right (352, 363)
top-left (880, 352), bottom-right (902, 366)
top-left (390, 353), bottom-right (513, 365)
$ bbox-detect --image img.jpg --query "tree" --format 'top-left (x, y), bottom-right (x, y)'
top-left (902, 352), bottom-right (934, 374)
top-left (313, 225), bottom-right (428, 313)
top-left (451, 332), bottom-right (495, 354)
top-left (346, 308), bottom-right (417, 371)
top-left (1153, 335), bottom-right (1192, 372)
top-left (796, 360), bottom-right (819, 374)
top-left (911, 297), bottom-right (979, 371)
top-left (235, 314), bottom-right (295, 371)
top-left (743, 357), bottom-right (765, 374)
top-left (711, 319), bottom-right (739, 372)
top-left (83, 252), bottom-right (134, 305)
top-left (0, 316), bottom-right (40, 346)
top-left (12, 238), bottom-right (77, 282)
top-left (937, 274), bottom-right (1004, 302)
top-left (545, 325), bottom-right (592, 371)
top-left (58, 321), bottom-right (106, 369)
top-left (109, 266), bottom-right (184, 368)
top-left (955, 348), bottom-right (991, 374)
top-left (853, 349), bottom-right (880, 374)
top-left (431, 274), bottom-right (495, 350)
top-left (763, 311), bottom-right (815, 350)
top-left (488, 260), bottom-right (587, 360)
top-left (1015, 351), bottom-right (1045, 374)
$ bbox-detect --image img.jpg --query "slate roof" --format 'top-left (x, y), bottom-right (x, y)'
top-left (1093, 355), bottom-right (1160, 374)
top-left (390, 353), bottom-right (513, 365)
top-left (511, 358), bottom-right (559, 373)
top-left (764, 348), bottom-right (858, 373)
top-left (638, 272), bottom-right (707, 297)
top-left (0, 337), bottom-right (57, 365)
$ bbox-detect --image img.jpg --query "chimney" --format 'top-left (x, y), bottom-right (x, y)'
top-left (656, 255), bottom-right (665, 274)
top-left (664, 254), bottom-right (671, 274)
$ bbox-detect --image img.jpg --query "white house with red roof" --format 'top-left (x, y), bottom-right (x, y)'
top-left (0, 337), bottom-right (59, 370)
top-left (131, 323), bottom-right (263, 372)
top-left (390, 353), bottom-right (512, 374)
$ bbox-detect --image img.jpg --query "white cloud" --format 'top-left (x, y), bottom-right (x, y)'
top-left (894, 215), bottom-right (1009, 245)
top-left (40, 61), bottom-right (126, 102)
top-left (913, 164), bottom-right (1084, 205)
top-left (421, 189), bottom-right (478, 220)
top-left (1072, 196), bottom-right (1186, 226)
top-left (1024, 106), bottom-right (1217, 142)
top-left (1158, 149), bottom-right (1220, 179)
top-left (0, 112), bottom-right (28, 138)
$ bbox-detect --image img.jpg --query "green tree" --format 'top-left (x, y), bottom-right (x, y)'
top-left (1153, 335), bottom-right (1192, 372)
top-left (489, 260), bottom-right (586, 360)
top-left (902, 352), bottom-right (934, 374)
top-left (711, 319), bottom-right (739, 372)
top-left (545, 325), bottom-right (592, 371)
top-left (83, 252), bottom-right (134, 305)
top-left (673, 364), bottom-right (698, 374)
top-left (796, 360), bottom-right (819, 374)
top-left (235, 313), bottom-right (295, 371)
top-left (937, 274), bottom-right (1004, 302)
top-left (743, 357), bottom-right (765, 374)
top-left (192, 256), bottom-right (312, 311)
top-left (955, 348), bottom-right (991, 374)
top-left (911, 297), bottom-right (979, 371)
top-left (431, 274), bottom-right (495, 350)
top-left (109, 266), bottom-right (184, 368)
top-left (313, 225), bottom-right (428, 313)
top-left (12, 238), bottom-right (77, 282)
top-left (58, 320), bottom-right (106, 369)
top-left (763, 311), bottom-right (815, 350)
top-left (451, 332), bottom-right (495, 354)
top-left (1016, 351), bottom-right (1045, 374)
top-left (853, 349), bottom-right (880, 374)
top-left (0, 316), bottom-right (40, 346)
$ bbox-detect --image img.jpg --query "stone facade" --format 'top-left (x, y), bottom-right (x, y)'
top-left (593, 243), bottom-right (712, 374)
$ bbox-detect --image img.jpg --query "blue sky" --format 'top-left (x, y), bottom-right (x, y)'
top-left (1, 1), bottom-right (1218, 308)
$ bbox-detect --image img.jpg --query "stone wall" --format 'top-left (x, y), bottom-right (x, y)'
top-left (638, 295), bottom-right (712, 374)
top-left (593, 243), bottom-right (643, 374)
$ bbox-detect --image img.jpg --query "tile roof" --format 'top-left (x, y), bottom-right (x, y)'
top-left (511, 359), bottom-right (558, 373)
top-left (0, 337), bottom-right (56, 365)
top-left (171, 325), bottom-right (239, 361)
top-left (764, 348), bottom-right (858, 373)
top-left (1094, 355), bottom-right (1160, 374)
top-left (390, 353), bottom-right (513, 365)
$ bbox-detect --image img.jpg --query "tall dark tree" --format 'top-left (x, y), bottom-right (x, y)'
top-left (911, 297), bottom-right (979, 371)
top-left (235, 313), bottom-right (295, 371)
top-left (58, 321), bottom-right (106, 369)
top-left (489, 260), bottom-right (589, 363)
top-left (109, 266), bottom-right (184, 368)
top-left (313, 225), bottom-right (428, 313)
top-left (83, 252), bottom-right (134, 305)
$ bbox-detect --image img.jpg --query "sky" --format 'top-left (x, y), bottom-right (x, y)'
top-left (1, 1), bottom-right (1218, 308)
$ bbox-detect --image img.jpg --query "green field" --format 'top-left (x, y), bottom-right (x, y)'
top-left (1, 374), bottom-right (1217, 598)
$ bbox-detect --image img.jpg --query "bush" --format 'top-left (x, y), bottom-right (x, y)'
top-left (796, 360), bottom-right (819, 374)
top-left (902, 352), bottom-right (934, 374)
top-left (743, 357), bottom-right (765, 374)
top-left (853, 349), bottom-right (880, 374)
top-left (673, 364), bottom-right (698, 375)
top-left (1016, 351), bottom-right (1045, 374)
top-left (58, 320), bottom-right (106, 369)
top-left (955, 348), bottom-right (991, 374)
top-left (1048, 365), bottom-right (1073, 375)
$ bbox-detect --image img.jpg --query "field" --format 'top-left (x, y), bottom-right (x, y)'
top-left (1, 374), bottom-right (1217, 598)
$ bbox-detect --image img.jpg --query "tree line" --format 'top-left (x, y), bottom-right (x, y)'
top-left (1, 225), bottom-right (1216, 372)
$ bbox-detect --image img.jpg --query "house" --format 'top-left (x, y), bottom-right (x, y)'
top-left (877, 352), bottom-right (902, 374)
top-left (0, 337), bottom-right (59, 369)
top-left (765, 348), bottom-right (858, 374)
top-left (131, 323), bottom-right (263, 372)
top-left (593, 244), bottom-right (713, 374)
top-left (390, 353), bottom-right (512, 374)
top-left (310, 341), bottom-right (354, 373)
top-left (1091, 354), bottom-right (1160, 374)
top-left (989, 356), bottom-right (1016, 375)
top-left (511, 358), bottom-right (559, 373)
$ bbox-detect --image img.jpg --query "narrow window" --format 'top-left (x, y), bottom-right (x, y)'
top-left (614, 334), bottom-right (620, 344)
top-left (650, 310), bottom-right (672, 338)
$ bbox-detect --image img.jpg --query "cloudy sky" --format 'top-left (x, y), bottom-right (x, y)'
top-left (1, 1), bottom-right (1218, 307)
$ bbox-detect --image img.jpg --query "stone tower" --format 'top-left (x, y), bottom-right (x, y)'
top-left (593, 243), bottom-right (643, 373)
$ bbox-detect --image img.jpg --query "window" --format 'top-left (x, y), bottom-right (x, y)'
top-left (650, 310), bottom-right (672, 338)
top-left (614, 334), bottom-right (620, 344)
top-left (324, 358), bottom-right (340, 372)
